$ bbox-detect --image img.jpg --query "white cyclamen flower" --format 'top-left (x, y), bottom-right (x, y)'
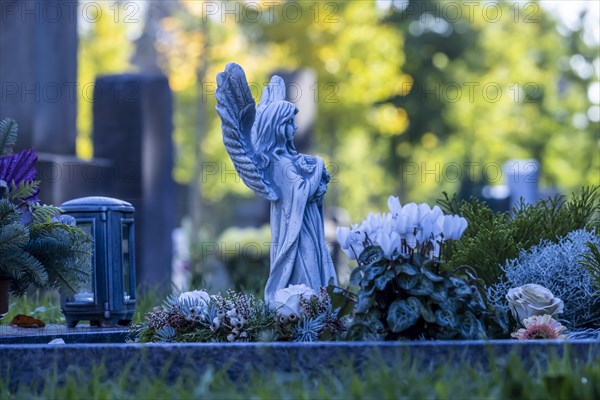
top-left (506, 284), bottom-right (564, 325)
top-left (375, 230), bottom-right (401, 259)
top-left (388, 196), bottom-right (402, 217)
top-left (273, 284), bottom-right (316, 318)
top-left (401, 202), bottom-right (419, 228)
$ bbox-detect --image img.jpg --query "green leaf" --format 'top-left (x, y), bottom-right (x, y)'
top-left (469, 286), bottom-right (486, 311)
top-left (387, 299), bottom-right (419, 333)
top-left (395, 263), bottom-right (419, 276)
top-left (441, 298), bottom-right (461, 313)
top-left (397, 274), bottom-right (419, 290)
top-left (407, 275), bottom-right (434, 296)
top-left (358, 246), bottom-right (384, 266)
top-left (349, 267), bottom-right (362, 286)
top-left (450, 277), bottom-right (472, 297)
top-left (31, 203), bottom-right (63, 224)
top-left (0, 118), bottom-right (18, 156)
top-left (374, 269), bottom-right (395, 290)
top-left (430, 286), bottom-right (448, 303)
top-left (421, 267), bottom-right (444, 282)
top-left (9, 180), bottom-right (40, 204)
top-left (355, 293), bottom-right (374, 314)
top-left (363, 264), bottom-right (386, 281)
top-left (435, 309), bottom-right (457, 328)
top-left (458, 312), bottom-right (487, 340)
top-left (420, 300), bottom-right (436, 323)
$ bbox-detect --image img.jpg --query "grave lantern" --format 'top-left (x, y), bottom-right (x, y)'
top-left (60, 196), bottom-right (136, 327)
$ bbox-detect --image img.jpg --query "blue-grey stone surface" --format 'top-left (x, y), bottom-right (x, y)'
top-left (0, 340), bottom-right (598, 389)
top-left (0, 324), bottom-right (128, 344)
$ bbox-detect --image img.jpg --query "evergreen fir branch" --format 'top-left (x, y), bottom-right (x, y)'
top-left (30, 203), bottom-right (63, 224)
top-left (9, 180), bottom-right (40, 204)
top-left (0, 198), bottom-right (20, 225)
top-left (0, 118), bottom-right (18, 156)
top-left (25, 222), bottom-right (93, 295)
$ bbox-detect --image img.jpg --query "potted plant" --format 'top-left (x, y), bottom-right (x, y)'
top-left (0, 118), bottom-right (92, 316)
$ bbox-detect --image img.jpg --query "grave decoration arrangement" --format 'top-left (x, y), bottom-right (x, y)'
top-left (133, 64), bottom-right (600, 343)
top-left (0, 118), bottom-right (93, 316)
top-left (133, 188), bottom-right (600, 342)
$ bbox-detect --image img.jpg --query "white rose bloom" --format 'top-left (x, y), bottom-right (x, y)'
top-left (179, 290), bottom-right (210, 306)
top-left (273, 284), bottom-right (317, 318)
top-left (506, 284), bottom-right (564, 325)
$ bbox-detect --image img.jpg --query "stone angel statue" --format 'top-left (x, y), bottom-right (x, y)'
top-left (215, 63), bottom-right (338, 300)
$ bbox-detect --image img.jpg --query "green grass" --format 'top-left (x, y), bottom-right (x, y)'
top-left (1, 291), bottom-right (64, 324)
top-left (1, 286), bottom-right (164, 325)
top-left (0, 351), bottom-right (598, 399)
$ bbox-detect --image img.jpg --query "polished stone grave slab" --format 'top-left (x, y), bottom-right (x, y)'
top-left (0, 324), bottom-right (129, 344)
top-left (0, 340), bottom-right (598, 388)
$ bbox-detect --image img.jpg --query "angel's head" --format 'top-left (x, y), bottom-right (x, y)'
top-left (253, 100), bottom-right (298, 156)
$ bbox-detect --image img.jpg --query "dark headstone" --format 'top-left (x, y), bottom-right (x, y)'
top-left (36, 153), bottom-right (114, 205)
top-left (0, 0), bottom-right (78, 153)
top-left (92, 74), bottom-right (175, 290)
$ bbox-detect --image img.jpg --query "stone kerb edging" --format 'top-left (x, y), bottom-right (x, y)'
top-left (0, 340), bottom-right (598, 388)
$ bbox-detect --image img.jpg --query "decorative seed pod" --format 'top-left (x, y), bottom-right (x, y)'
top-left (239, 331), bottom-right (248, 339)
top-left (226, 333), bottom-right (236, 342)
top-left (278, 315), bottom-right (288, 324)
top-left (288, 313), bottom-right (298, 323)
top-left (235, 321), bottom-right (244, 329)
top-left (229, 317), bottom-right (239, 326)
top-left (217, 310), bottom-right (225, 319)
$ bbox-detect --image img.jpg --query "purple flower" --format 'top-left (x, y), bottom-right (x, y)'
top-left (0, 148), bottom-right (39, 202)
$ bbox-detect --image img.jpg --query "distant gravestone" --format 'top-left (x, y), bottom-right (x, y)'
top-left (503, 159), bottom-right (540, 207)
top-left (92, 74), bottom-right (175, 289)
top-left (0, 0), bottom-right (77, 153)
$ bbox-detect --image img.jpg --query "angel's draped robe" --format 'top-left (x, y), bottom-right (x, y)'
top-left (264, 154), bottom-right (338, 299)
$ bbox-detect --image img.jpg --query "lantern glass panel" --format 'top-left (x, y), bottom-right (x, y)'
top-left (122, 222), bottom-right (132, 301)
top-left (72, 221), bottom-right (94, 303)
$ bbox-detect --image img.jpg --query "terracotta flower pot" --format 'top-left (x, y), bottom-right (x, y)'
top-left (0, 278), bottom-right (10, 315)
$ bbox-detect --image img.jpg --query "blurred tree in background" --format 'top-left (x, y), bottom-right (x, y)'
top-left (77, 0), bottom-right (599, 222)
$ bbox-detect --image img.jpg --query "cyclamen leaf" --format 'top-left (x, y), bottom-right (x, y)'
top-left (374, 270), bottom-right (395, 290)
top-left (358, 246), bottom-right (384, 266)
top-left (387, 299), bottom-right (419, 333)
top-left (458, 312), bottom-right (486, 339)
top-left (355, 293), bottom-right (374, 314)
top-left (363, 264), bottom-right (386, 281)
top-left (421, 267), bottom-right (444, 282)
top-left (407, 276), bottom-right (434, 296)
top-left (430, 286), bottom-right (448, 303)
top-left (450, 277), bottom-right (472, 297)
top-left (395, 263), bottom-right (419, 276)
top-left (434, 309), bottom-right (457, 328)
top-left (349, 267), bottom-right (363, 286)
top-left (397, 274), bottom-right (419, 290)
top-left (420, 301), bottom-right (436, 323)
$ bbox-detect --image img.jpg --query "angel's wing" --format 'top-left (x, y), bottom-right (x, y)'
top-left (216, 63), bottom-right (278, 201)
top-left (255, 74), bottom-right (286, 121)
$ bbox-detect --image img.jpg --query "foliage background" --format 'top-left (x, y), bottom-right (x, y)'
top-left (74, 0), bottom-right (599, 288)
